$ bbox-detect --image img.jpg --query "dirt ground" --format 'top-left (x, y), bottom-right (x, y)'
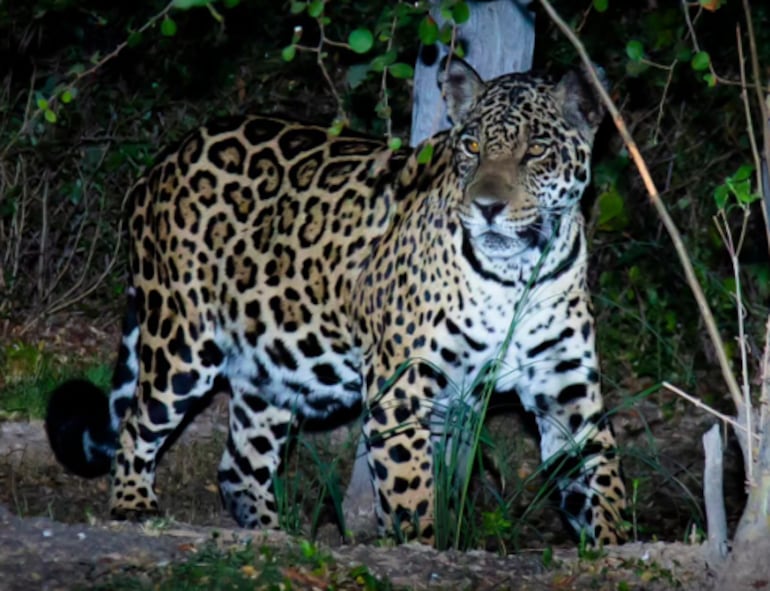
top-left (0, 411), bottom-right (763, 591)
top-left (0, 316), bottom-right (764, 590)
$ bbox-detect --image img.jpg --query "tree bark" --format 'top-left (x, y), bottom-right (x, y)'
top-left (410, 0), bottom-right (535, 146)
top-left (702, 423), bottom-right (728, 566)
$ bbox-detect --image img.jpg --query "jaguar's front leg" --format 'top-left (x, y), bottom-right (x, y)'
top-left (517, 296), bottom-right (627, 545)
top-left (364, 363), bottom-right (438, 543)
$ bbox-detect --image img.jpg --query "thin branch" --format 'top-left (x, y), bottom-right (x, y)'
top-left (680, 0), bottom-right (702, 53)
top-left (379, 10), bottom-right (401, 139)
top-left (739, 0), bottom-right (770, 258)
top-left (714, 208), bottom-right (754, 482)
top-left (736, 24), bottom-right (762, 256)
top-left (651, 60), bottom-right (677, 146)
top-left (663, 382), bottom-right (759, 442)
top-left (538, 0), bottom-right (744, 410)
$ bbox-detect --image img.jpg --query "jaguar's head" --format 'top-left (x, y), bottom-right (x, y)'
top-left (438, 56), bottom-right (606, 260)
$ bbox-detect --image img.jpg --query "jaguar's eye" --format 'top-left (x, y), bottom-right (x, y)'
top-left (462, 137), bottom-right (481, 155)
top-left (526, 143), bottom-right (548, 158)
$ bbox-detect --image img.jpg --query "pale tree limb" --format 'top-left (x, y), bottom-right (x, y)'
top-left (537, 0), bottom-right (743, 411)
top-left (663, 382), bottom-right (759, 442)
top-left (702, 424), bottom-right (729, 565)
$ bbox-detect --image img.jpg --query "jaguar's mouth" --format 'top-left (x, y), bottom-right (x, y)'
top-left (477, 231), bottom-right (518, 255)
top-left (466, 216), bottom-right (553, 259)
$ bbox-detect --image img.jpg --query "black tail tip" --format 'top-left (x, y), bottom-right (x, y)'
top-left (45, 379), bottom-right (115, 478)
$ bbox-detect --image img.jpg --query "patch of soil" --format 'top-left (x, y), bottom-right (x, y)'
top-left (0, 492), bottom-right (719, 591)
top-left (0, 416), bottom-right (751, 591)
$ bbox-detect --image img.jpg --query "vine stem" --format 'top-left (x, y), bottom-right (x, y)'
top-left (537, 0), bottom-right (743, 410)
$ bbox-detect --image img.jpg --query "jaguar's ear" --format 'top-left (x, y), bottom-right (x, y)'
top-left (555, 63), bottom-right (608, 139)
top-left (437, 56), bottom-right (485, 124)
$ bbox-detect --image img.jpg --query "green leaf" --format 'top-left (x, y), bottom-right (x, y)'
top-left (452, 1), bottom-right (470, 24)
top-left (438, 23), bottom-right (453, 45)
top-left (703, 73), bottom-right (716, 87)
top-left (418, 15), bottom-right (438, 46)
top-left (307, 0), bottom-right (324, 18)
top-left (625, 60), bottom-right (649, 77)
top-left (161, 17), bottom-right (177, 37)
top-left (290, 1), bottom-right (305, 14)
top-left (675, 45), bottom-right (692, 62)
top-left (699, 0), bottom-right (722, 10)
top-left (299, 540), bottom-right (316, 559)
top-left (713, 184), bottom-right (729, 209)
top-left (593, 0), bottom-right (609, 12)
top-left (375, 100), bottom-right (391, 119)
top-left (736, 188), bottom-right (759, 204)
top-left (389, 62), bottom-right (414, 79)
top-left (541, 546), bottom-right (553, 568)
top-left (172, 0), bottom-right (210, 8)
top-left (597, 189), bottom-right (628, 231)
top-left (44, 109), bottom-right (57, 124)
top-left (127, 31), bottom-right (143, 47)
top-left (346, 64), bottom-right (369, 89)
top-left (281, 45), bottom-right (296, 62)
top-left (417, 144), bottom-right (434, 164)
top-left (60, 89), bottom-right (74, 104)
top-left (223, 0), bottom-right (240, 7)
top-left (36, 97), bottom-right (49, 110)
top-left (388, 137), bottom-right (402, 151)
top-left (691, 51), bottom-right (710, 71)
top-left (626, 40), bottom-right (644, 61)
top-left (369, 49), bottom-right (397, 72)
top-left (348, 28), bottom-right (374, 54)
top-left (732, 164), bottom-right (754, 182)
top-left (327, 119), bottom-right (345, 137)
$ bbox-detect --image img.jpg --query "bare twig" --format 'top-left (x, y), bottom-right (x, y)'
top-left (37, 175), bottom-right (49, 300)
top-left (739, 0), bottom-right (770, 257)
top-left (295, 18), bottom-right (345, 117)
top-left (713, 209), bottom-right (754, 482)
top-left (538, 0), bottom-right (743, 410)
top-left (379, 10), bottom-right (401, 139)
top-left (651, 60), bottom-right (677, 145)
top-left (663, 381), bottom-right (759, 442)
top-left (736, 25), bottom-right (763, 254)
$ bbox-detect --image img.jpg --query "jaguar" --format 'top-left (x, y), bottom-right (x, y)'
top-left (46, 56), bottom-right (626, 545)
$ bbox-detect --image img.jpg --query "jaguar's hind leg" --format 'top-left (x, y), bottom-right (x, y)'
top-left (110, 319), bottom-right (225, 521)
top-left (218, 392), bottom-right (294, 528)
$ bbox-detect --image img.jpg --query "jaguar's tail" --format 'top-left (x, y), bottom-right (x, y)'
top-left (46, 287), bottom-right (140, 478)
top-left (45, 379), bottom-right (116, 477)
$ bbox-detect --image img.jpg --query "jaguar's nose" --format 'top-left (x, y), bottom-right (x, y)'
top-left (473, 200), bottom-right (506, 224)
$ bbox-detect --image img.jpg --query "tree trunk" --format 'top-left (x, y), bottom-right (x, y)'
top-left (410, 0), bottom-right (535, 146)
